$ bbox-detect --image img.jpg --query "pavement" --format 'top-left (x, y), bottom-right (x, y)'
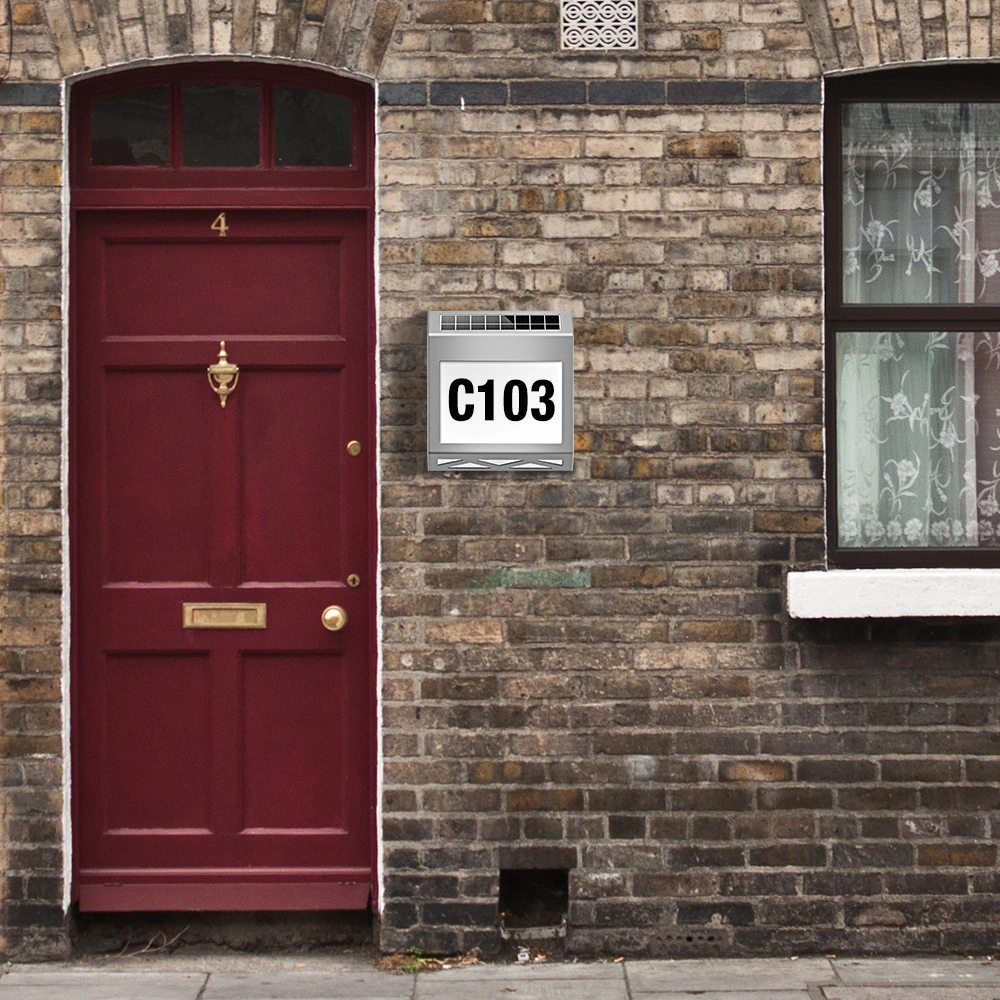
top-left (2, 954), bottom-right (1000, 1000)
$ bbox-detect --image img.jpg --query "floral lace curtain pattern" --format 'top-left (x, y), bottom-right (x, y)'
top-left (838, 102), bottom-right (1000, 549)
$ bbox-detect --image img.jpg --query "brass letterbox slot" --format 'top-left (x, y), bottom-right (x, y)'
top-left (183, 603), bottom-right (267, 629)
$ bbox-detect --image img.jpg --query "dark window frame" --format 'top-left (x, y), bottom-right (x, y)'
top-left (825, 66), bottom-right (1000, 568)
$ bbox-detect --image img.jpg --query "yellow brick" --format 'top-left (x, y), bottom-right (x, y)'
top-left (425, 619), bottom-right (504, 643)
top-left (25, 163), bottom-right (62, 187)
top-left (422, 241), bottom-right (494, 265)
top-left (12, 2), bottom-right (43, 25)
top-left (22, 113), bottom-right (61, 135)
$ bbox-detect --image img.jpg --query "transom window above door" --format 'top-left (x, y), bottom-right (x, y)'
top-left (72, 65), bottom-right (372, 192)
top-left (826, 67), bottom-right (1000, 568)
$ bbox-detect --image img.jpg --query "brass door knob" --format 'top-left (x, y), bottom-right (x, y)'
top-left (321, 605), bottom-right (348, 631)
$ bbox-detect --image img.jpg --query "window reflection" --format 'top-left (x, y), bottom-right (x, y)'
top-left (275, 87), bottom-right (353, 167)
top-left (182, 83), bottom-right (260, 167)
top-left (88, 78), bottom-right (361, 172)
top-left (91, 87), bottom-right (169, 166)
top-left (842, 102), bottom-right (1000, 304)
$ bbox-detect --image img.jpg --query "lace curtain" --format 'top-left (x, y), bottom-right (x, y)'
top-left (838, 102), bottom-right (1000, 548)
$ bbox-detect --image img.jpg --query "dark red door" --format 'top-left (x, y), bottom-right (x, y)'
top-left (72, 208), bottom-right (375, 911)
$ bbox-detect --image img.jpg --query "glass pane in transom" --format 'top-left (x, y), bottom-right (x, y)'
top-left (274, 87), bottom-right (353, 167)
top-left (182, 83), bottom-right (260, 167)
top-left (91, 87), bottom-right (169, 166)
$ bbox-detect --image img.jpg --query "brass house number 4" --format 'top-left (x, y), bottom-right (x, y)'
top-left (211, 212), bottom-right (228, 237)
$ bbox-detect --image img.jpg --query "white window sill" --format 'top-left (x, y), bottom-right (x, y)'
top-left (787, 568), bottom-right (1000, 618)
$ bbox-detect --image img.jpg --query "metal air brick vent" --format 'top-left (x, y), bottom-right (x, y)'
top-left (561, 0), bottom-right (639, 50)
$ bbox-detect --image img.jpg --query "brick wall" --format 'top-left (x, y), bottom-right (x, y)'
top-left (2, 0), bottom-right (1000, 960)
top-left (376, 61), bottom-right (828, 956)
top-left (0, 68), bottom-right (66, 957)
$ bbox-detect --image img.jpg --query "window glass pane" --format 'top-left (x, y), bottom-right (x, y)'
top-left (274, 87), bottom-right (353, 166)
top-left (182, 83), bottom-right (260, 167)
top-left (836, 330), bottom-right (1000, 548)
top-left (843, 102), bottom-right (1000, 304)
top-left (91, 87), bottom-right (169, 166)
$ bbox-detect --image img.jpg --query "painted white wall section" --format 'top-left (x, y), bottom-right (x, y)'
top-left (787, 569), bottom-right (1000, 618)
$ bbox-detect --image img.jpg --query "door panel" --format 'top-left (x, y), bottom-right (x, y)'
top-left (73, 209), bottom-right (375, 911)
top-left (104, 235), bottom-right (343, 339)
top-left (241, 369), bottom-right (346, 582)
top-left (104, 370), bottom-right (211, 583)
top-left (241, 653), bottom-right (348, 831)
top-left (104, 654), bottom-right (213, 832)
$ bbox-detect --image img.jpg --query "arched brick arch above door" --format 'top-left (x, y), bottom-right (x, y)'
top-left (42, 0), bottom-right (401, 78)
top-left (800, 0), bottom-right (1000, 71)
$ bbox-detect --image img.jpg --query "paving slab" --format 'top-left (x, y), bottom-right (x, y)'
top-left (413, 963), bottom-right (625, 982)
top-left (831, 960), bottom-right (1000, 986)
top-left (823, 989), bottom-right (1000, 1000)
top-left (0, 970), bottom-right (207, 999)
top-left (413, 976), bottom-right (628, 1000)
top-left (627, 958), bottom-right (837, 993)
top-left (202, 970), bottom-right (414, 999)
top-left (8, 955), bottom-right (1000, 1000)
top-left (5, 956), bottom-right (379, 976)
top-left (631, 992), bottom-right (812, 1000)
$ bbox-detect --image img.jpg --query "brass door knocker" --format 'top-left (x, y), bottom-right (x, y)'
top-left (207, 341), bottom-right (239, 408)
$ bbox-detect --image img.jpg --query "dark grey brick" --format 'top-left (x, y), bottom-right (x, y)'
top-left (667, 80), bottom-right (746, 105)
top-left (167, 13), bottom-right (190, 53)
top-left (671, 510), bottom-right (751, 534)
top-left (678, 902), bottom-right (755, 926)
top-left (379, 83), bottom-right (428, 106)
top-left (0, 83), bottom-right (60, 106)
top-left (747, 81), bottom-right (821, 104)
top-left (589, 80), bottom-right (665, 105)
top-left (510, 80), bottom-right (587, 104)
top-left (430, 82), bottom-right (508, 105)
top-left (499, 846), bottom-right (578, 869)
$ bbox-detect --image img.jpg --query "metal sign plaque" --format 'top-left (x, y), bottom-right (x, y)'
top-left (427, 311), bottom-right (574, 471)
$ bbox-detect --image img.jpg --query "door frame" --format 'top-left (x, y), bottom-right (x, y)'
top-left (64, 60), bottom-right (380, 913)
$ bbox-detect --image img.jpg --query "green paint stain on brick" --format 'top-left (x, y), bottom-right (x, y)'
top-left (469, 568), bottom-right (592, 590)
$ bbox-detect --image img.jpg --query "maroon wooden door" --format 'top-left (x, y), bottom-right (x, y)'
top-left (72, 208), bottom-right (376, 911)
